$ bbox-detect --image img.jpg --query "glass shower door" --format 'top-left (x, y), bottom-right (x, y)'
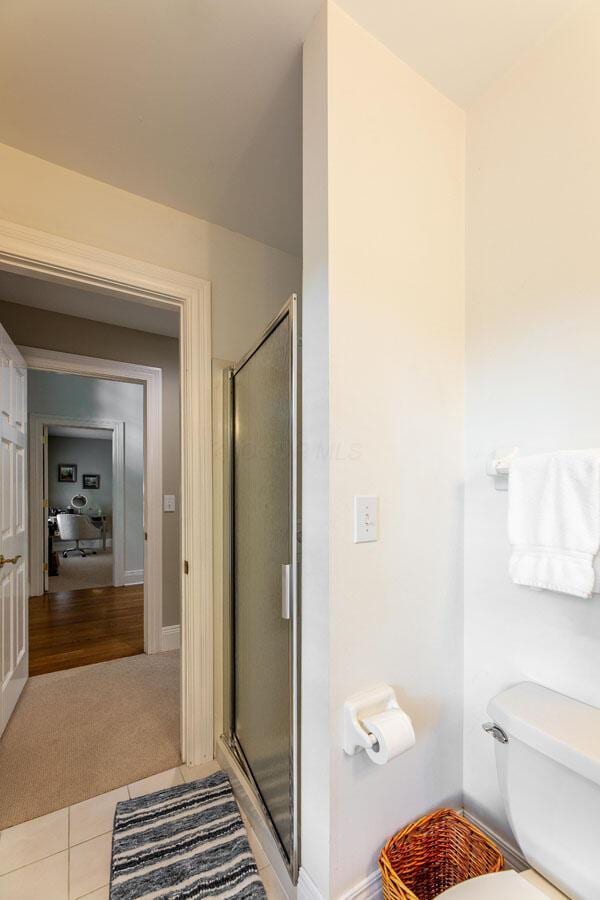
top-left (229, 295), bottom-right (299, 880)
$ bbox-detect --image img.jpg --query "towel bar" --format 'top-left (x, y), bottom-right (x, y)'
top-left (487, 448), bottom-right (519, 489)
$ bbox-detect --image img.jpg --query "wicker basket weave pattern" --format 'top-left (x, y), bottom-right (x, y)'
top-left (379, 808), bottom-right (504, 900)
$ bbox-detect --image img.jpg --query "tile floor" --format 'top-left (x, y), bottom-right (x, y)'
top-left (0, 762), bottom-right (287, 899)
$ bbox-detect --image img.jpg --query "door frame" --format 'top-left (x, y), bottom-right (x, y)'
top-left (29, 413), bottom-right (126, 594)
top-left (26, 352), bottom-right (162, 653)
top-left (0, 218), bottom-right (213, 765)
top-left (30, 414), bottom-right (126, 576)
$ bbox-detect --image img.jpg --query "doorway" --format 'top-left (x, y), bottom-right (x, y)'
top-left (28, 395), bottom-right (143, 675)
top-left (25, 351), bottom-right (165, 659)
top-left (0, 218), bottom-right (213, 768)
top-left (44, 420), bottom-right (124, 592)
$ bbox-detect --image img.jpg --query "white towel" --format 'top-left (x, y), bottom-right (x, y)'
top-left (508, 450), bottom-right (600, 599)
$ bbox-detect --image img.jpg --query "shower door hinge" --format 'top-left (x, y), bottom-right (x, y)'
top-left (184, 560), bottom-right (189, 575)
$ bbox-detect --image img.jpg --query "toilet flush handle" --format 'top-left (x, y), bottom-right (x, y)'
top-left (482, 722), bottom-right (509, 744)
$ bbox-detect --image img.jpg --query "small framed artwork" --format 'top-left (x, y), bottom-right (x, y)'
top-left (58, 464), bottom-right (77, 483)
top-left (83, 474), bottom-right (100, 489)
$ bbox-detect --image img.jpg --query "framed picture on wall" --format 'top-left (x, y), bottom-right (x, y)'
top-left (58, 464), bottom-right (77, 483)
top-left (83, 474), bottom-right (100, 489)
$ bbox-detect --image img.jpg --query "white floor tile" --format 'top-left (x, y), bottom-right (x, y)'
top-left (179, 760), bottom-right (221, 783)
top-left (69, 787), bottom-right (129, 846)
top-left (260, 865), bottom-right (288, 900)
top-left (128, 767), bottom-right (184, 798)
top-left (0, 850), bottom-right (68, 900)
top-left (69, 833), bottom-right (112, 900)
top-left (0, 808), bottom-right (69, 875)
top-left (246, 825), bottom-right (269, 871)
top-left (76, 886), bottom-right (110, 900)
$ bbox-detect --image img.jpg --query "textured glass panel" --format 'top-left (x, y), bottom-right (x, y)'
top-left (233, 315), bottom-right (292, 859)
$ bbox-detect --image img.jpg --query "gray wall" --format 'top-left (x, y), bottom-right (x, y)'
top-left (49, 435), bottom-right (113, 515)
top-left (0, 299), bottom-right (180, 625)
top-left (29, 371), bottom-right (144, 576)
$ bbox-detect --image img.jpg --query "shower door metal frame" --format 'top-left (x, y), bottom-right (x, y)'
top-left (223, 293), bottom-right (301, 883)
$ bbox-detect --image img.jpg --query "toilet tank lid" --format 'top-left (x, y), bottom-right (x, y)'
top-left (488, 682), bottom-right (600, 787)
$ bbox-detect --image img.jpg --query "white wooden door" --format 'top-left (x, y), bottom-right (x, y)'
top-left (0, 323), bottom-right (28, 738)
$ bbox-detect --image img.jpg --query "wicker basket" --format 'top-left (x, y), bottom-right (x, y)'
top-left (379, 808), bottom-right (504, 900)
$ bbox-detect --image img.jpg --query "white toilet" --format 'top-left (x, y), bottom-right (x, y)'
top-left (441, 681), bottom-right (600, 899)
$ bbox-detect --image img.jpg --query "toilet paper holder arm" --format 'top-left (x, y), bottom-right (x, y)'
top-left (343, 683), bottom-right (400, 756)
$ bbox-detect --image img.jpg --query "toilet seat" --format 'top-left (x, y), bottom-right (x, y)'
top-left (439, 870), bottom-right (553, 898)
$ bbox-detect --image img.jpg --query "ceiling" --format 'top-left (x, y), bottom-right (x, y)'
top-left (48, 426), bottom-right (112, 441)
top-left (0, 271), bottom-right (180, 337)
top-left (0, 1), bottom-right (581, 257)
top-left (337, 0), bottom-right (581, 107)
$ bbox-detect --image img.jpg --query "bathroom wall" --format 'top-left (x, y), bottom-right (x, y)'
top-left (0, 141), bottom-right (301, 364)
top-left (463, 0), bottom-right (600, 841)
top-left (301, 3), bottom-right (331, 892)
top-left (302, 4), bottom-right (465, 895)
top-left (29, 371), bottom-right (145, 579)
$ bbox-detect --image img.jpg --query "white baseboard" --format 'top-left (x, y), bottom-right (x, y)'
top-left (297, 869), bottom-right (323, 900)
top-left (161, 624), bottom-right (181, 651)
top-left (123, 569), bottom-right (144, 585)
top-left (341, 870), bottom-right (382, 900)
top-left (298, 868), bottom-right (381, 900)
top-left (462, 809), bottom-right (527, 871)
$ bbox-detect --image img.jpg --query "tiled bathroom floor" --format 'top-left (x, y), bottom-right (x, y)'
top-left (0, 762), bottom-right (287, 899)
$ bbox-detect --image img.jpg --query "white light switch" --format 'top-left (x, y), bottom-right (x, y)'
top-left (354, 496), bottom-right (378, 543)
top-left (163, 494), bottom-right (176, 512)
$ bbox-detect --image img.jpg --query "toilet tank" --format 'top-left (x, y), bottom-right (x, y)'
top-left (487, 682), bottom-right (600, 900)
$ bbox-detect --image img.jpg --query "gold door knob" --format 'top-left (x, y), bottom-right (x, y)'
top-left (0, 554), bottom-right (22, 568)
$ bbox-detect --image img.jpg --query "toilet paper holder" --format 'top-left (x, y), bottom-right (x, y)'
top-left (343, 683), bottom-right (401, 755)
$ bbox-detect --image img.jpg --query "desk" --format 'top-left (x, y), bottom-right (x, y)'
top-left (90, 516), bottom-right (110, 551)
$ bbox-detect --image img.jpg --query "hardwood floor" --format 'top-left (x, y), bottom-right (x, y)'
top-left (29, 584), bottom-right (144, 676)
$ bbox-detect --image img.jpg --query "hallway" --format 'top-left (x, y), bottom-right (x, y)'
top-left (29, 584), bottom-right (143, 676)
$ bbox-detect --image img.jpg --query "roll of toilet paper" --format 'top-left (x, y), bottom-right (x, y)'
top-left (362, 708), bottom-right (416, 765)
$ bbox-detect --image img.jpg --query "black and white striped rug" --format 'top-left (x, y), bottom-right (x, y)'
top-left (109, 770), bottom-right (267, 899)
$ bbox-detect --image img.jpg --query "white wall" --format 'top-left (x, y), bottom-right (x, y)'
top-left (29, 371), bottom-right (144, 576)
top-left (463, 0), bottom-right (600, 841)
top-left (0, 141), bottom-right (301, 364)
top-left (48, 435), bottom-right (113, 514)
top-left (301, 4), bottom-right (332, 894)
top-left (302, 4), bottom-right (465, 895)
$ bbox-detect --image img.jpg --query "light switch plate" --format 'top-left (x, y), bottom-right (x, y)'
top-left (163, 494), bottom-right (176, 512)
top-left (354, 495), bottom-right (378, 543)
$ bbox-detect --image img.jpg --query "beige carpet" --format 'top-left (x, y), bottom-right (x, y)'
top-left (48, 549), bottom-right (115, 592)
top-left (0, 651), bottom-right (181, 829)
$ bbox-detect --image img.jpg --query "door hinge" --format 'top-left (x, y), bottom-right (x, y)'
top-left (144, 531), bottom-right (148, 541)
top-left (43, 563), bottom-right (48, 573)
top-left (41, 434), bottom-right (47, 445)
top-left (184, 560), bottom-right (189, 575)
top-left (43, 499), bottom-right (49, 509)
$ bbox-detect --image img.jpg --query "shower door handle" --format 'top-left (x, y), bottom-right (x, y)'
top-left (281, 564), bottom-right (292, 620)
